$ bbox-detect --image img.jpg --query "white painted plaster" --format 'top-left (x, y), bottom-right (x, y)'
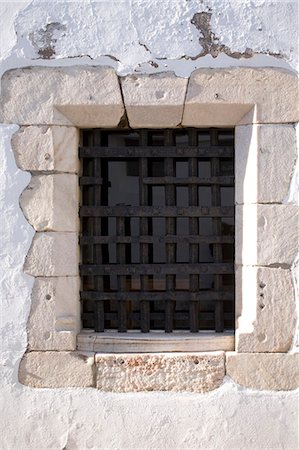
top-left (0, 1), bottom-right (299, 448)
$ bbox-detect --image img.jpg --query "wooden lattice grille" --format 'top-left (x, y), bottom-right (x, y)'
top-left (80, 128), bottom-right (235, 333)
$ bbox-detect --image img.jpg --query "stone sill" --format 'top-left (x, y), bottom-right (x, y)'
top-left (77, 330), bottom-right (235, 353)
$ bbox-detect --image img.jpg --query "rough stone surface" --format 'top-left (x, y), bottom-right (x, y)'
top-left (96, 352), bottom-right (225, 392)
top-left (121, 72), bottom-right (188, 128)
top-left (235, 124), bottom-right (297, 204)
top-left (0, 66), bottom-right (124, 126)
top-left (236, 267), bottom-right (296, 352)
top-left (182, 68), bottom-right (298, 126)
top-left (28, 277), bottom-right (80, 351)
top-left (24, 232), bottom-right (79, 276)
top-left (19, 351), bottom-right (95, 388)
top-left (235, 204), bottom-right (299, 266)
top-left (11, 126), bottom-right (79, 173)
top-left (20, 174), bottom-right (79, 231)
top-left (226, 352), bottom-right (299, 391)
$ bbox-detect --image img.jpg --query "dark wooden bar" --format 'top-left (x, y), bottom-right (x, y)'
top-left (211, 130), bottom-right (224, 332)
top-left (80, 145), bottom-right (234, 158)
top-left (116, 215), bottom-right (127, 332)
top-left (139, 130), bottom-right (150, 332)
top-left (80, 235), bottom-right (234, 245)
top-left (81, 290), bottom-right (234, 302)
top-left (189, 129), bottom-right (200, 332)
top-left (93, 131), bottom-right (105, 332)
top-left (80, 205), bottom-right (234, 218)
top-left (164, 130), bottom-right (176, 332)
top-left (143, 176), bottom-right (234, 185)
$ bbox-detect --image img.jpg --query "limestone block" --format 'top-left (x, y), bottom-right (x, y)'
top-left (24, 232), bottom-right (79, 276)
top-left (96, 352), bottom-right (224, 392)
top-left (19, 351), bottom-right (95, 388)
top-left (28, 277), bottom-right (80, 351)
top-left (121, 73), bottom-right (188, 128)
top-left (235, 124), bottom-right (297, 204)
top-left (235, 266), bottom-right (296, 352)
top-left (20, 174), bottom-right (79, 231)
top-left (0, 66), bottom-right (124, 126)
top-left (11, 126), bottom-right (79, 173)
top-left (226, 352), bottom-right (299, 391)
top-left (182, 68), bottom-right (298, 126)
top-left (235, 204), bottom-right (299, 266)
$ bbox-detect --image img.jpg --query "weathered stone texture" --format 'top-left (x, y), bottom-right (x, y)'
top-left (28, 277), bottom-right (80, 351)
top-left (235, 204), bottom-right (299, 266)
top-left (0, 66), bottom-right (124, 126)
top-left (183, 68), bottom-right (298, 126)
top-left (20, 174), bottom-right (79, 231)
top-left (121, 72), bottom-right (188, 128)
top-left (19, 352), bottom-right (95, 388)
top-left (226, 353), bottom-right (299, 391)
top-left (96, 352), bottom-right (225, 392)
top-left (24, 232), bottom-right (79, 276)
top-left (236, 267), bottom-right (296, 352)
top-left (11, 126), bottom-right (79, 173)
top-left (235, 124), bottom-right (297, 204)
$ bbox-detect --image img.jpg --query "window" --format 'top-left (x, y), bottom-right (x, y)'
top-left (79, 128), bottom-right (235, 335)
top-left (6, 66), bottom-right (296, 390)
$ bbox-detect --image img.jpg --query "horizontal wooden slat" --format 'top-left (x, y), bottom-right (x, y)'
top-left (80, 235), bottom-right (234, 244)
top-left (80, 205), bottom-right (234, 218)
top-left (80, 176), bottom-right (103, 185)
top-left (79, 146), bottom-right (234, 158)
top-left (80, 263), bottom-right (234, 275)
top-left (82, 312), bottom-right (233, 321)
top-left (143, 176), bottom-right (234, 186)
top-left (81, 290), bottom-right (234, 301)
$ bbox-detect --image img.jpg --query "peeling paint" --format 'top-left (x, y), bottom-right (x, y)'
top-left (29, 22), bottom-right (66, 59)
top-left (191, 12), bottom-right (255, 59)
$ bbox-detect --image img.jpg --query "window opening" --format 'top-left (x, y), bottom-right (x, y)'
top-left (80, 128), bottom-right (235, 333)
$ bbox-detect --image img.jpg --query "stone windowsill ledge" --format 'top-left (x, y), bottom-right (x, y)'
top-left (77, 330), bottom-right (235, 353)
top-left (18, 351), bottom-right (299, 392)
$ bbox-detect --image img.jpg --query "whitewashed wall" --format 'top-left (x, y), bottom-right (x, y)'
top-left (0, 1), bottom-right (298, 449)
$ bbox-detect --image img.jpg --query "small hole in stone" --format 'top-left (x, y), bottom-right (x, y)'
top-left (46, 294), bottom-right (51, 300)
top-left (259, 303), bottom-right (265, 309)
top-left (260, 293), bottom-right (264, 298)
top-left (119, 359), bottom-right (125, 365)
top-left (214, 93), bottom-right (219, 99)
top-left (194, 359), bottom-right (199, 365)
top-left (44, 153), bottom-right (51, 160)
top-left (259, 282), bottom-right (266, 289)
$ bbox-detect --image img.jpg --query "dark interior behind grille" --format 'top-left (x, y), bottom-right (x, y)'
top-left (79, 128), bottom-right (235, 333)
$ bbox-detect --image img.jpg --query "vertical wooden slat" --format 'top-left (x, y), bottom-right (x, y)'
top-left (116, 214), bottom-right (127, 332)
top-left (164, 130), bottom-right (175, 333)
top-left (139, 130), bottom-right (150, 332)
top-left (211, 130), bottom-right (224, 332)
top-left (188, 129), bottom-right (200, 332)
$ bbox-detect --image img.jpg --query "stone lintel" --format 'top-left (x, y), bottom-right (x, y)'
top-left (182, 67), bottom-right (298, 126)
top-left (121, 72), bottom-right (188, 128)
top-left (0, 66), bottom-right (124, 126)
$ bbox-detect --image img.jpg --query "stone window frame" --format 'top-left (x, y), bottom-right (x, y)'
top-left (1, 66), bottom-right (298, 392)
